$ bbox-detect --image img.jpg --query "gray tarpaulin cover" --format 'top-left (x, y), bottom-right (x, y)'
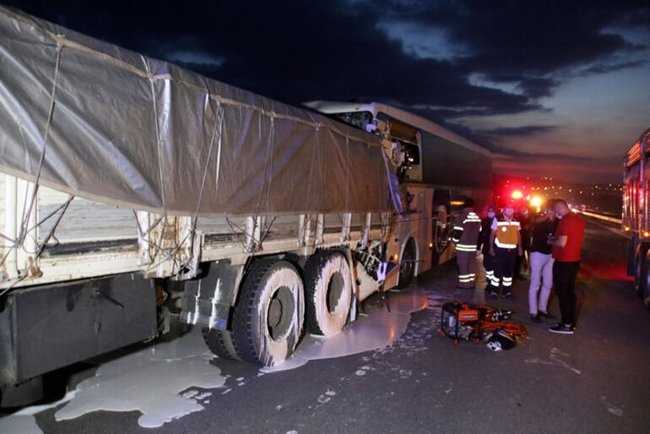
top-left (0, 7), bottom-right (390, 216)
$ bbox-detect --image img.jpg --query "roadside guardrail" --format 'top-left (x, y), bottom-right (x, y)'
top-left (576, 209), bottom-right (622, 225)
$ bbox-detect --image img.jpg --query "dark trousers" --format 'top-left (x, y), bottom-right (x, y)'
top-left (490, 247), bottom-right (517, 294)
top-left (483, 252), bottom-right (496, 288)
top-left (456, 251), bottom-right (477, 288)
top-left (553, 261), bottom-right (580, 326)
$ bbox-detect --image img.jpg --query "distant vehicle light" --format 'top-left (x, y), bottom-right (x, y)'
top-left (529, 195), bottom-right (544, 209)
top-left (624, 226), bottom-right (630, 232)
top-left (511, 190), bottom-right (524, 200)
top-left (450, 200), bottom-right (465, 206)
top-left (644, 231), bottom-right (650, 238)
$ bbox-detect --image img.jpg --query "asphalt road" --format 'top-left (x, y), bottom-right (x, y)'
top-left (4, 218), bottom-right (650, 434)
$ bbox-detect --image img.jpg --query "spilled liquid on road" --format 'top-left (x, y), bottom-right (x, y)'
top-left (54, 329), bottom-right (227, 428)
top-left (0, 289), bottom-right (436, 432)
top-left (263, 290), bottom-right (431, 373)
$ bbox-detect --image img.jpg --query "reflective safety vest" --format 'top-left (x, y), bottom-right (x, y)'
top-left (494, 219), bottom-right (520, 249)
top-left (452, 210), bottom-right (482, 252)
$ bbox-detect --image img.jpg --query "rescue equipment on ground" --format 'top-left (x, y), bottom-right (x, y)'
top-left (439, 301), bottom-right (527, 350)
top-left (486, 329), bottom-right (517, 351)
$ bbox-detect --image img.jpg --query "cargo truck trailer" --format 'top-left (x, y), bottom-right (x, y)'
top-left (0, 6), bottom-right (492, 405)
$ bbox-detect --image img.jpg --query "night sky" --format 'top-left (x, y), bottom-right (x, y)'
top-left (4, 0), bottom-right (649, 183)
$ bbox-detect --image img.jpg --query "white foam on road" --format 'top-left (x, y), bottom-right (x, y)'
top-left (53, 328), bottom-right (226, 428)
top-left (262, 290), bottom-right (429, 373)
top-left (1, 289), bottom-right (435, 433)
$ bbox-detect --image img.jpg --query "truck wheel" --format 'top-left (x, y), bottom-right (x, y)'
top-left (398, 238), bottom-right (416, 288)
top-left (304, 251), bottom-right (353, 336)
top-left (627, 236), bottom-right (637, 276)
top-left (232, 259), bottom-right (304, 367)
top-left (202, 328), bottom-right (241, 361)
top-left (642, 251), bottom-right (650, 305)
top-left (634, 244), bottom-right (649, 297)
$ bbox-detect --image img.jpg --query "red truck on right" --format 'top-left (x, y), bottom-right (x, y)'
top-left (623, 128), bottom-right (650, 306)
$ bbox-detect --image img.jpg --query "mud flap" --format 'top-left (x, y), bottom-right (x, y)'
top-left (180, 261), bottom-right (244, 330)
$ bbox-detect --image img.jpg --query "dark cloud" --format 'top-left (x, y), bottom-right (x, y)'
top-left (578, 59), bottom-right (647, 75)
top-left (375, 0), bottom-right (648, 102)
top-left (516, 77), bottom-right (561, 99)
top-left (477, 125), bottom-right (559, 137)
top-left (3, 0), bottom-right (648, 183)
top-left (8, 1), bottom-right (646, 116)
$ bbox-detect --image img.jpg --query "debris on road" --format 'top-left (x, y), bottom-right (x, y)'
top-left (440, 301), bottom-right (528, 351)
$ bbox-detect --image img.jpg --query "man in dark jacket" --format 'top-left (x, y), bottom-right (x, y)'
top-left (528, 208), bottom-right (558, 321)
top-left (451, 200), bottom-right (482, 289)
top-left (478, 206), bottom-right (497, 290)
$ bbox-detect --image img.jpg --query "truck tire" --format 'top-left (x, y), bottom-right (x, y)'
top-left (397, 238), bottom-right (416, 288)
top-left (232, 259), bottom-right (304, 367)
top-left (634, 244), bottom-right (649, 297)
top-left (304, 251), bottom-right (353, 336)
top-left (642, 250), bottom-right (650, 306)
top-left (627, 236), bottom-right (637, 277)
top-left (201, 328), bottom-right (242, 361)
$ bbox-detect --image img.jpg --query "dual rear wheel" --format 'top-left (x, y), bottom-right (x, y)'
top-left (633, 244), bottom-right (650, 307)
top-left (202, 251), bottom-right (354, 366)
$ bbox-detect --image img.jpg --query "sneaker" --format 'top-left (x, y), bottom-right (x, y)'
top-left (549, 323), bottom-right (574, 335)
top-left (530, 314), bottom-right (542, 323)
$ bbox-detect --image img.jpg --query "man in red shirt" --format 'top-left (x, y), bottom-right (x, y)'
top-left (548, 199), bottom-right (586, 334)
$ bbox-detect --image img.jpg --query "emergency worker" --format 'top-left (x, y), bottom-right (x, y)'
top-left (451, 199), bottom-right (482, 289)
top-left (515, 207), bottom-right (531, 279)
top-left (478, 206), bottom-right (497, 289)
top-left (488, 204), bottom-right (522, 297)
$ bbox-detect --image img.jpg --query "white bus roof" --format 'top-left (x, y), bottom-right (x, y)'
top-left (304, 100), bottom-right (492, 157)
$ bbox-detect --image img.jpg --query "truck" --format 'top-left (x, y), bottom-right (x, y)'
top-left (623, 128), bottom-right (650, 305)
top-left (0, 7), bottom-right (492, 405)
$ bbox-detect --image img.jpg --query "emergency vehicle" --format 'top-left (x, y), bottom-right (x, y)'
top-left (623, 128), bottom-right (650, 305)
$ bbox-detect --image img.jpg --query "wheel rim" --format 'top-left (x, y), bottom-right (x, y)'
top-left (267, 286), bottom-right (295, 341)
top-left (326, 272), bottom-right (345, 314)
